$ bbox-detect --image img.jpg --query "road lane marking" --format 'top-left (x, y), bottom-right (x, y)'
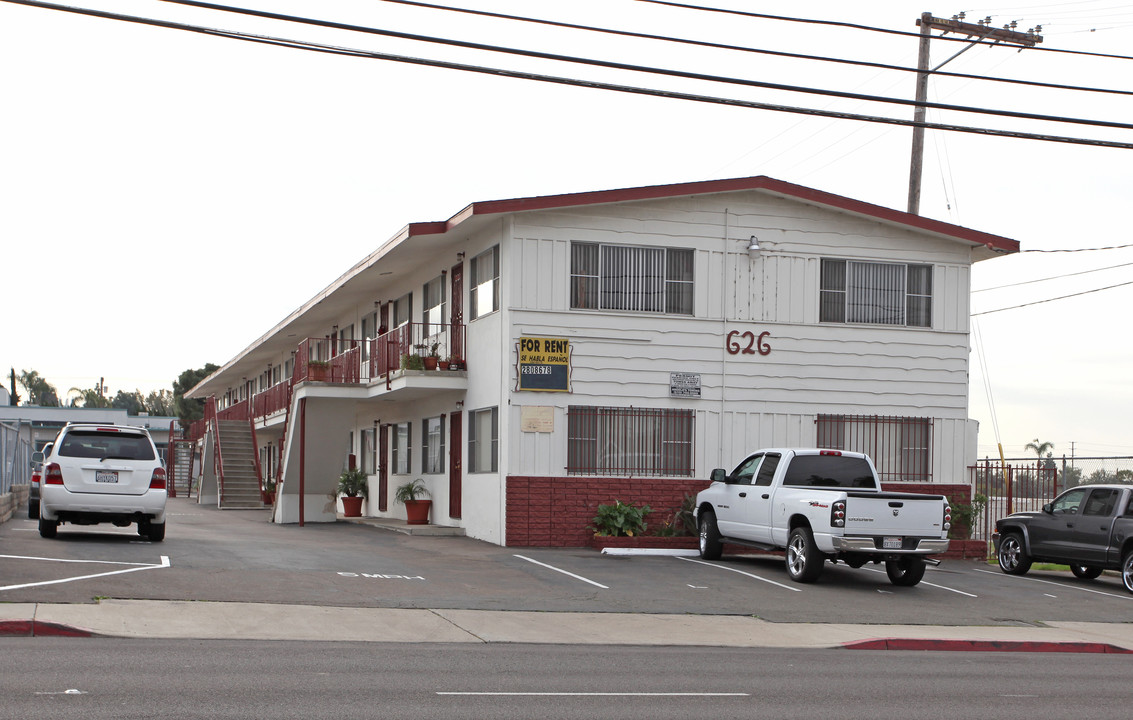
top-left (861, 565), bottom-right (978, 597)
top-left (0, 555), bottom-right (170, 592)
top-left (677, 556), bottom-right (802, 591)
top-left (437, 692), bottom-right (749, 697)
top-left (514, 555), bottom-right (608, 589)
top-left (974, 567), bottom-right (1133, 600)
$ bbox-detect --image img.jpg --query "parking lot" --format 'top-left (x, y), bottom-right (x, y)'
top-left (2, 496), bottom-right (1131, 626)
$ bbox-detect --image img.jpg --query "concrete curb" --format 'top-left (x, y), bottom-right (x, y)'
top-left (4, 601), bottom-right (1133, 652)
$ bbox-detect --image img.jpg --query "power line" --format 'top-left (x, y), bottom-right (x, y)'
top-left (1022, 242), bottom-right (1133, 251)
top-left (638, 0), bottom-right (1133, 61)
top-left (4, 0), bottom-right (1133, 149)
top-left (368, 0), bottom-right (1133, 97)
top-left (972, 279), bottom-right (1133, 315)
top-left (128, 0), bottom-right (1133, 132)
top-left (973, 260), bottom-right (1133, 292)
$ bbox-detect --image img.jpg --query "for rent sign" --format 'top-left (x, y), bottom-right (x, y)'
top-left (517, 336), bottom-right (570, 392)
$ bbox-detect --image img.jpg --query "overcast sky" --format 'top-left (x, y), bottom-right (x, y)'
top-left (2, 0), bottom-right (1130, 458)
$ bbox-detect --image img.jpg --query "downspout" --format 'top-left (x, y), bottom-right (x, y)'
top-left (720, 209), bottom-right (729, 463)
top-left (299, 397), bottom-right (306, 527)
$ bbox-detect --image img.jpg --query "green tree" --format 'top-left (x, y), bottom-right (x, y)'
top-left (1024, 438), bottom-right (1054, 465)
top-left (69, 386), bottom-right (112, 408)
top-left (144, 389), bottom-right (176, 416)
top-left (17, 369), bottom-right (60, 406)
top-left (173, 364), bottom-right (219, 428)
top-left (111, 389), bottom-right (146, 415)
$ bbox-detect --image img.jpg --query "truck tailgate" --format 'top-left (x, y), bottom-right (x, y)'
top-left (842, 492), bottom-right (945, 537)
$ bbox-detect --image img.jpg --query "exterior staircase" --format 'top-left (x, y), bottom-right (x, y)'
top-left (216, 420), bottom-right (264, 509)
top-left (167, 440), bottom-right (196, 498)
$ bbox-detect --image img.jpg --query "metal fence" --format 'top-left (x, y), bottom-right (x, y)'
top-left (1, 421), bottom-right (33, 494)
top-left (968, 456), bottom-right (1133, 541)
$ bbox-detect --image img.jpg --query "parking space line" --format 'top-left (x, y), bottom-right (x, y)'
top-left (0, 555), bottom-right (170, 593)
top-left (858, 566), bottom-right (978, 597)
top-left (514, 555), bottom-right (609, 589)
top-left (0, 554), bottom-right (160, 567)
top-left (973, 568), bottom-right (1133, 600)
top-left (677, 556), bottom-right (802, 591)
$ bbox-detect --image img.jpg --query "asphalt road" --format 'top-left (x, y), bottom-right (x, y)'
top-left (2, 496), bottom-right (1132, 626)
top-left (1, 639), bottom-right (1128, 720)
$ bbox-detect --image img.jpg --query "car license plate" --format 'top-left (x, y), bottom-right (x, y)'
top-left (883, 536), bottom-right (903, 549)
top-left (95, 470), bottom-right (119, 484)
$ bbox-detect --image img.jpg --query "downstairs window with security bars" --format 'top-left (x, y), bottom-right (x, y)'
top-left (567, 406), bottom-right (694, 476)
top-left (816, 414), bottom-right (932, 483)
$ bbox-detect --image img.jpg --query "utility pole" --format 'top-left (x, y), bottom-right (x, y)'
top-left (907, 12), bottom-right (1041, 215)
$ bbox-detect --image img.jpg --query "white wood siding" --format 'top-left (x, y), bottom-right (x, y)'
top-left (504, 191), bottom-right (980, 479)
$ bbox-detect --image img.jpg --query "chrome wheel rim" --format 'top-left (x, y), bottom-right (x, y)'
top-left (999, 537), bottom-right (1021, 571)
top-left (787, 535), bottom-right (806, 577)
top-left (1124, 555), bottom-right (1133, 592)
top-left (699, 522), bottom-right (708, 553)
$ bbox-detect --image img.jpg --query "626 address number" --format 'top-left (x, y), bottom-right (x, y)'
top-left (726, 330), bottom-right (771, 356)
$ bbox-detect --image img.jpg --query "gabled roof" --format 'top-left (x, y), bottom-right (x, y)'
top-left (401, 175), bottom-right (1019, 254)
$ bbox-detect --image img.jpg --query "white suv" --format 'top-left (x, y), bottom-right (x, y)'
top-left (39, 423), bottom-right (168, 541)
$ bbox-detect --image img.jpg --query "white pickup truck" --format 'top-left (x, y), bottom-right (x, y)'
top-left (694, 449), bottom-right (951, 586)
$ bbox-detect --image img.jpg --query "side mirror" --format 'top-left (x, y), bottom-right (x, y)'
top-left (710, 468), bottom-right (728, 484)
top-left (31, 451), bottom-right (44, 464)
top-left (1042, 503), bottom-right (1053, 514)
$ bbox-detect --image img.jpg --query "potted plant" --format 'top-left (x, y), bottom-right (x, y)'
top-left (395, 478), bottom-right (432, 525)
top-left (262, 477), bottom-right (277, 506)
top-left (337, 467), bottom-right (368, 517)
top-left (423, 342), bottom-right (440, 371)
top-left (400, 353), bottom-right (425, 371)
top-left (307, 359), bottom-right (330, 381)
top-left (437, 349), bottom-right (450, 371)
top-left (447, 355), bottom-right (464, 370)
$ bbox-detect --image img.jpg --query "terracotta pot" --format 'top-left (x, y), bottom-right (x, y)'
top-left (404, 499), bottom-right (432, 525)
top-left (438, 361), bottom-right (450, 370)
top-left (262, 490), bottom-right (276, 506)
top-left (308, 364), bottom-right (329, 381)
top-left (341, 495), bottom-right (364, 517)
top-left (423, 357), bottom-right (438, 371)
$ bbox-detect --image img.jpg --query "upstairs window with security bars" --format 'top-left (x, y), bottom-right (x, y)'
top-left (570, 242), bottom-right (693, 315)
top-left (816, 414), bottom-right (933, 483)
top-left (820, 259), bottom-right (932, 327)
top-left (567, 406), bottom-right (694, 476)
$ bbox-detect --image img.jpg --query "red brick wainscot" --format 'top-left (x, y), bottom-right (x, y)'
top-left (506, 476), bottom-right (988, 560)
top-left (881, 482), bottom-right (990, 560)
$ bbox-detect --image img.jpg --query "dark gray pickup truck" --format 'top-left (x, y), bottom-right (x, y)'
top-left (994, 483), bottom-right (1133, 593)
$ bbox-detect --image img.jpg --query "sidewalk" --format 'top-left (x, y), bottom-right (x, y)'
top-left (2, 599), bottom-right (1130, 652)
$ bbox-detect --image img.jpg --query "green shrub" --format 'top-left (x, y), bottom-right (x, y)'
top-left (590, 500), bottom-right (652, 537)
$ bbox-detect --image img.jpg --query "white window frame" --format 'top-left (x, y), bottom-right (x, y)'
top-left (468, 407), bottom-right (498, 473)
top-left (392, 421), bottom-right (411, 475)
top-left (469, 246), bottom-right (499, 320)
top-left (570, 242), bottom-right (693, 315)
top-left (820, 259), bottom-right (933, 328)
top-left (422, 416), bottom-right (445, 474)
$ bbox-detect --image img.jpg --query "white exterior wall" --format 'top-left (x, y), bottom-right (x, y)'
top-left (502, 191), bottom-right (979, 483)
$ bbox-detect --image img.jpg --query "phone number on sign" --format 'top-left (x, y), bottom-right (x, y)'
top-left (521, 365), bottom-right (553, 375)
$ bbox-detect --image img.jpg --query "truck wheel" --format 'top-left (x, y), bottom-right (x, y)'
top-left (698, 512), bottom-right (722, 560)
top-left (1070, 565), bottom-right (1102, 580)
top-left (886, 556), bottom-right (926, 586)
top-left (1122, 551), bottom-right (1133, 594)
top-left (38, 515), bottom-right (58, 539)
top-left (785, 527), bottom-right (823, 583)
top-left (997, 532), bottom-right (1032, 575)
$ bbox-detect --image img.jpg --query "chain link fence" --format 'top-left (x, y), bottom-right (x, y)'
top-left (968, 456), bottom-right (1133, 541)
top-left (1, 421), bottom-right (33, 495)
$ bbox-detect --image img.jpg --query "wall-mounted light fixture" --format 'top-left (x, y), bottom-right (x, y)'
top-left (457, 251), bottom-right (466, 261)
top-left (747, 235), bottom-right (761, 259)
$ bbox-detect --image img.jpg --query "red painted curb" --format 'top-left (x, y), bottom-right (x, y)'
top-left (0, 620), bottom-right (92, 638)
top-left (844, 638), bottom-right (1131, 654)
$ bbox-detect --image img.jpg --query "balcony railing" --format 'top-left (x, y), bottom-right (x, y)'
top-left (253, 380), bottom-right (291, 418)
top-left (293, 323), bottom-right (465, 384)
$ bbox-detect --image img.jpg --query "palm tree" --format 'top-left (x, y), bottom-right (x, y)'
top-left (1024, 438), bottom-right (1055, 470)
